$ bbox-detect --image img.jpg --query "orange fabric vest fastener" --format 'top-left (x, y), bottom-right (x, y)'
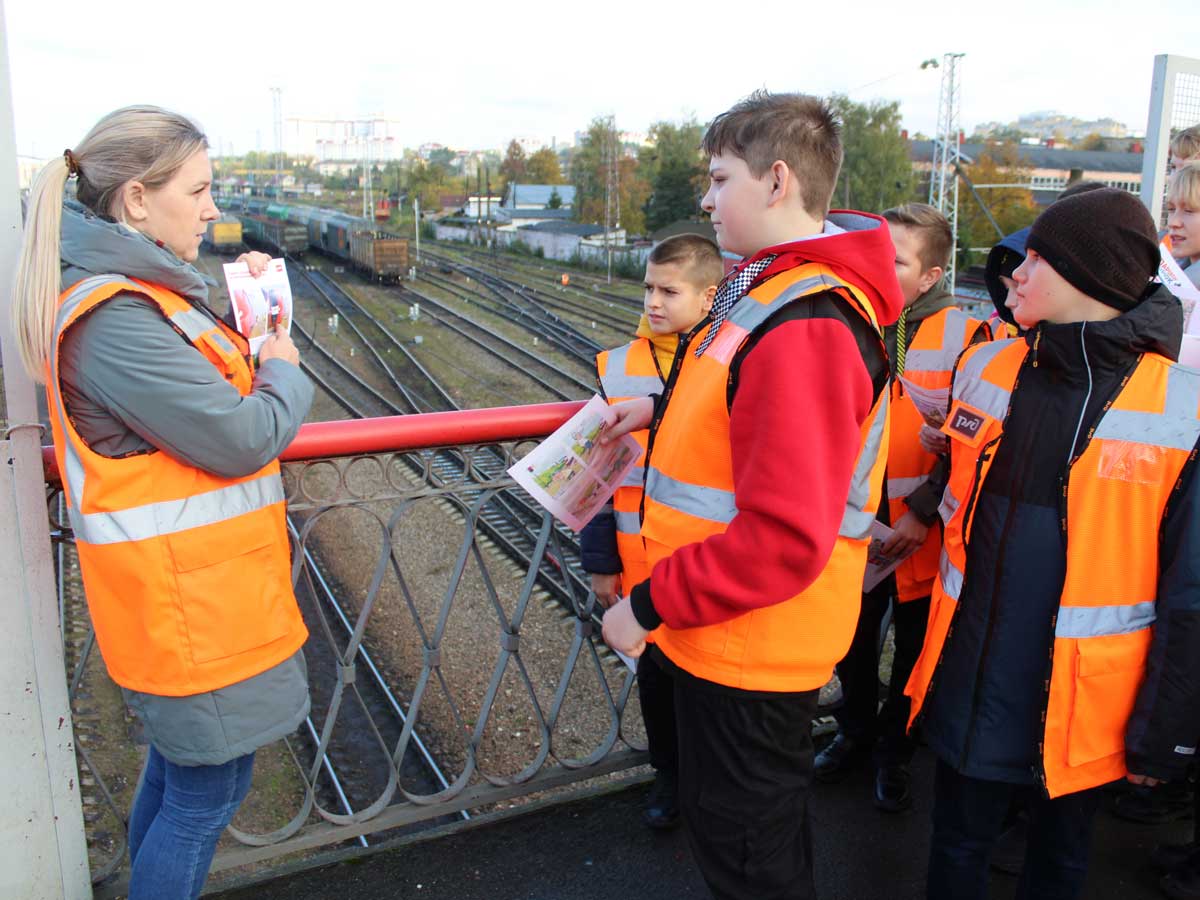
top-left (47, 275), bottom-right (308, 696)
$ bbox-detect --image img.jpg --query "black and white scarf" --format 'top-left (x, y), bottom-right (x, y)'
top-left (694, 254), bottom-right (776, 357)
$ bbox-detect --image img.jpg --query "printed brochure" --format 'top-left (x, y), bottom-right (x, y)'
top-left (863, 521), bottom-right (919, 592)
top-left (508, 395), bottom-right (642, 532)
top-left (223, 258), bottom-right (294, 354)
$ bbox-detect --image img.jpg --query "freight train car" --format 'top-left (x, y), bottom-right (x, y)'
top-left (202, 214), bottom-right (243, 254)
top-left (349, 230), bottom-right (409, 282)
top-left (238, 214), bottom-right (308, 256)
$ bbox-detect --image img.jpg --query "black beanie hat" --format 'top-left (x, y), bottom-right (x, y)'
top-left (1025, 188), bottom-right (1160, 312)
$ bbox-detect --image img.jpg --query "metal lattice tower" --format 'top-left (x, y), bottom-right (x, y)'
top-left (270, 87), bottom-right (283, 191)
top-left (928, 52), bottom-right (965, 289)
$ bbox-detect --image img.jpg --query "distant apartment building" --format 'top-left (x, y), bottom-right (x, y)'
top-left (285, 117), bottom-right (404, 162)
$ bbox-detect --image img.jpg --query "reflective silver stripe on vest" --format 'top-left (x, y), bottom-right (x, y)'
top-left (1092, 365), bottom-right (1200, 453)
top-left (839, 389), bottom-right (890, 539)
top-left (54, 274), bottom-right (133, 336)
top-left (955, 339), bottom-right (1018, 421)
top-left (725, 273), bottom-right (846, 335)
top-left (68, 473), bottom-right (285, 546)
top-left (645, 468), bottom-right (738, 524)
top-left (52, 276), bottom-right (139, 505)
top-left (614, 510), bottom-right (641, 535)
top-left (939, 549), bottom-right (964, 601)
top-left (1055, 601), bottom-right (1156, 639)
top-left (887, 474), bottom-right (929, 500)
top-left (904, 309), bottom-right (972, 372)
top-left (598, 343), bottom-right (663, 398)
top-left (938, 484), bottom-right (961, 524)
top-left (169, 306), bottom-right (220, 343)
top-left (621, 465), bottom-right (645, 488)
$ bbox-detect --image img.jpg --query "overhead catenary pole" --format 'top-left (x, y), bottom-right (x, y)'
top-left (414, 196), bottom-right (421, 263)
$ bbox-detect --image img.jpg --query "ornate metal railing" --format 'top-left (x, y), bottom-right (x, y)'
top-left (47, 403), bottom-right (651, 889)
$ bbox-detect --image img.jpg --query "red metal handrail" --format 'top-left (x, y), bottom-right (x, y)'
top-left (41, 401), bottom-right (587, 485)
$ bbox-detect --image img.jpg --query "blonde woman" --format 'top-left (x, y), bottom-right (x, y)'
top-left (12, 106), bottom-right (313, 900)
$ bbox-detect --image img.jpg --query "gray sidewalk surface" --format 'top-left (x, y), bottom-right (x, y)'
top-left (212, 748), bottom-right (1191, 900)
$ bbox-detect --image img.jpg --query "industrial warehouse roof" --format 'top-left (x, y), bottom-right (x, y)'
top-left (504, 184), bottom-right (577, 208)
top-left (909, 140), bottom-right (1143, 173)
top-left (518, 220), bottom-right (606, 237)
top-left (495, 207), bottom-right (575, 221)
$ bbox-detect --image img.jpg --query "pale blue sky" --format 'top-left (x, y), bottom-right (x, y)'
top-left (4, 0), bottom-right (1194, 157)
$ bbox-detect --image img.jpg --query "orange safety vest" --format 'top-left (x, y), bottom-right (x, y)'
top-left (887, 307), bottom-right (988, 602)
top-left (641, 263), bottom-right (890, 692)
top-left (906, 338), bottom-right (1200, 797)
top-left (595, 338), bottom-right (664, 588)
top-left (46, 275), bottom-right (309, 697)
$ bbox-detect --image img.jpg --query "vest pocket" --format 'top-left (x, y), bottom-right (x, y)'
top-left (168, 506), bottom-right (295, 665)
top-left (1066, 633), bottom-right (1150, 768)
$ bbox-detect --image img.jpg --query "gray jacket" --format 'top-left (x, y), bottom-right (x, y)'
top-left (59, 201), bottom-right (314, 765)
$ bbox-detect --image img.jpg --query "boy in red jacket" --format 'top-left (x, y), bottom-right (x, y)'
top-left (602, 91), bottom-right (903, 899)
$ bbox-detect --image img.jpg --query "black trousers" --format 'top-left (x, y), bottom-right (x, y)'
top-left (834, 577), bottom-right (930, 765)
top-left (673, 665), bottom-right (820, 900)
top-left (927, 760), bottom-right (1100, 900)
top-left (637, 645), bottom-right (677, 773)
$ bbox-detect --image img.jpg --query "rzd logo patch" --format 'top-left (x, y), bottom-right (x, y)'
top-left (941, 401), bottom-right (994, 448)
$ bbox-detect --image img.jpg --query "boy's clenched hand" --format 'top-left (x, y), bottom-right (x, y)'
top-left (601, 596), bottom-right (648, 658)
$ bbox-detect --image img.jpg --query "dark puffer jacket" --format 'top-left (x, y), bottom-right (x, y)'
top-left (918, 287), bottom-right (1200, 785)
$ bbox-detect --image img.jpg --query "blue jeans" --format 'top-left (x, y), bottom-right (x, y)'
top-left (127, 746), bottom-right (255, 900)
top-left (927, 759), bottom-right (1100, 900)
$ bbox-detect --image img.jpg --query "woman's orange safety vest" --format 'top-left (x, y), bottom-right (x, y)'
top-left (906, 337), bottom-right (1200, 797)
top-left (595, 338), bottom-right (663, 587)
top-left (888, 307), bottom-right (987, 602)
top-left (46, 275), bottom-right (309, 697)
top-left (640, 263), bottom-right (890, 692)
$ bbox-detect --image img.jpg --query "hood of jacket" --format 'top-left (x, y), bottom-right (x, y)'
top-left (984, 227), bottom-right (1030, 324)
top-left (1027, 283), bottom-right (1184, 374)
top-left (749, 210), bottom-right (905, 328)
top-left (59, 199), bottom-right (216, 304)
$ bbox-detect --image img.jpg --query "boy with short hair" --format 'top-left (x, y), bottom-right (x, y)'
top-left (815, 203), bottom-right (988, 814)
top-left (1171, 124), bottom-right (1200, 172)
top-left (581, 233), bottom-right (721, 831)
top-left (601, 91), bottom-right (903, 899)
top-left (905, 188), bottom-right (1200, 899)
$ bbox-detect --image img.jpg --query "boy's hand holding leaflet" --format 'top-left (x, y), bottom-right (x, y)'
top-left (598, 396), bottom-right (654, 443)
top-left (863, 521), bottom-right (920, 592)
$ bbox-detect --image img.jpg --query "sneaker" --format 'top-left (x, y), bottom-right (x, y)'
top-left (873, 764), bottom-right (913, 813)
top-left (642, 770), bottom-right (680, 831)
top-left (814, 733), bottom-right (869, 783)
top-left (989, 817), bottom-right (1029, 876)
top-left (1112, 783), bottom-right (1194, 824)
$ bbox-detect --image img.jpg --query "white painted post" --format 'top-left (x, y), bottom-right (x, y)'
top-left (0, 2), bottom-right (93, 897)
top-left (1140, 55), bottom-right (1175, 224)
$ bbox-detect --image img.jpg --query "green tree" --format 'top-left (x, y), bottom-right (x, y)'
top-left (1077, 132), bottom-right (1108, 151)
top-left (828, 95), bottom-right (918, 213)
top-left (640, 118), bottom-right (707, 231)
top-left (500, 140), bottom-right (527, 183)
top-left (570, 117), bottom-right (650, 235)
top-left (526, 147), bottom-right (563, 184)
top-left (957, 142), bottom-right (1040, 269)
top-left (546, 188), bottom-right (563, 209)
